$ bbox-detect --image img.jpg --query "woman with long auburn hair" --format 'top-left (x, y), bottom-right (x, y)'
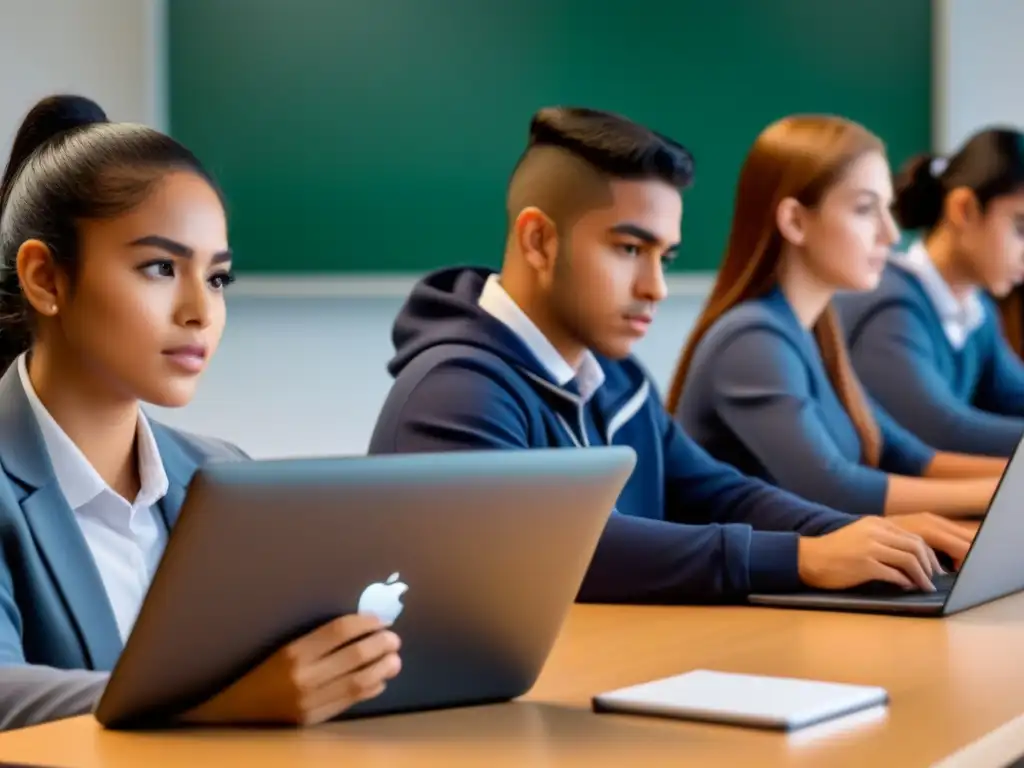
top-left (667, 115), bottom-right (1004, 520)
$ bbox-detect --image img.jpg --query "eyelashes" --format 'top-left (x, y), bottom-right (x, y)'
top-left (136, 260), bottom-right (236, 290)
top-left (211, 270), bottom-right (236, 289)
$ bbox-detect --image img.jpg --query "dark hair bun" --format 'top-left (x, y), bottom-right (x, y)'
top-left (19, 94), bottom-right (107, 140)
top-left (891, 152), bottom-right (945, 231)
top-left (0, 95), bottom-right (108, 213)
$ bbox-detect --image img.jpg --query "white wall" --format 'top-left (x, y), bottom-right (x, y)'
top-left (0, 0), bottom-right (164, 156)
top-left (934, 0), bottom-right (1024, 153)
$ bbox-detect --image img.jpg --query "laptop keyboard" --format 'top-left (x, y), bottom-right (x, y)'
top-left (848, 572), bottom-right (956, 599)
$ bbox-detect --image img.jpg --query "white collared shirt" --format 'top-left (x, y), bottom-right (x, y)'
top-left (18, 354), bottom-right (169, 642)
top-left (478, 274), bottom-right (606, 402)
top-left (890, 240), bottom-right (985, 350)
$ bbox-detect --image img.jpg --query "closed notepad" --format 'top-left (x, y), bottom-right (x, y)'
top-left (592, 669), bottom-right (888, 731)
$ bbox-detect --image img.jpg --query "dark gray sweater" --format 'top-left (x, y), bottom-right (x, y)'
top-left (676, 286), bottom-right (935, 516)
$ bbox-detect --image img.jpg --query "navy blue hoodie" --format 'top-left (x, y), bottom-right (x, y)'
top-left (368, 268), bottom-right (855, 603)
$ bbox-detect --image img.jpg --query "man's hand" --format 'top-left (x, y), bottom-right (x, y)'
top-left (798, 517), bottom-right (939, 591)
top-left (888, 512), bottom-right (976, 569)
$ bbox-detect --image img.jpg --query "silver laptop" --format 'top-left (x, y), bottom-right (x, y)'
top-left (748, 436), bottom-right (1024, 616)
top-left (95, 446), bottom-right (637, 729)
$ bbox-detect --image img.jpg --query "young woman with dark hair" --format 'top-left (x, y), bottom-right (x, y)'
top-left (0, 95), bottom-right (400, 730)
top-left (836, 128), bottom-right (1024, 457)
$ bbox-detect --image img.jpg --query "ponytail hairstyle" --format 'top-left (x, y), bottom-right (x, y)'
top-left (892, 128), bottom-right (1024, 233)
top-left (667, 115), bottom-right (885, 466)
top-left (0, 94), bottom-right (223, 373)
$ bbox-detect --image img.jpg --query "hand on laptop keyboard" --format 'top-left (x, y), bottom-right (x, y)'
top-left (886, 513), bottom-right (976, 571)
top-left (798, 517), bottom-right (942, 592)
top-left (845, 571), bottom-right (957, 596)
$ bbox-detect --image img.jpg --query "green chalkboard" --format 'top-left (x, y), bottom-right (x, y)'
top-left (168, 0), bottom-right (931, 275)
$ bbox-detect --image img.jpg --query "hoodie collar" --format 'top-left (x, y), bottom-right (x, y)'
top-left (477, 274), bottom-right (605, 402)
top-left (387, 267), bottom-right (609, 401)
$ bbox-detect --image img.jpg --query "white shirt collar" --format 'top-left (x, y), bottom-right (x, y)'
top-left (478, 274), bottom-right (606, 401)
top-left (18, 353), bottom-right (169, 511)
top-left (890, 240), bottom-right (986, 349)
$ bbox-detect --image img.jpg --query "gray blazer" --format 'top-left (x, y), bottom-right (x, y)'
top-left (0, 364), bottom-right (246, 729)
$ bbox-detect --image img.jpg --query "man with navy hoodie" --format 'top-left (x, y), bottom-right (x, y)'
top-left (368, 107), bottom-right (971, 604)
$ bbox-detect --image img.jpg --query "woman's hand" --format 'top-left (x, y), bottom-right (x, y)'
top-left (181, 613), bottom-right (402, 726)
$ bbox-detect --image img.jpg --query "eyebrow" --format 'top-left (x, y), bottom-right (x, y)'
top-left (609, 223), bottom-right (681, 252)
top-left (854, 189), bottom-right (900, 210)
top-left (128, 235), bottom-right (233, 264)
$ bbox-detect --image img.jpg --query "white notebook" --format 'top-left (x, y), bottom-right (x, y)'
top-left (592, 669), bottom-right (888, 731)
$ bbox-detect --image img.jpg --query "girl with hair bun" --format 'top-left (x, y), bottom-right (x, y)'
top-left (836, 128), bottom-right (1024, 458)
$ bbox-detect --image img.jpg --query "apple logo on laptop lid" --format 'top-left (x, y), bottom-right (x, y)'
top-left (357, 572), bottom-right (408, 626)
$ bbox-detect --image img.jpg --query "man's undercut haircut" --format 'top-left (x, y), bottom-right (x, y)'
top-left (506, 106), bottom-right (695, 228)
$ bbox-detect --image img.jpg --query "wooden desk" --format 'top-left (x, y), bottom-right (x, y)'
top-left (2, 596), bottom-right (1024, 768)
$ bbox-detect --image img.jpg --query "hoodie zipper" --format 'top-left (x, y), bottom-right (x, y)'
top-left (605, 380), bottom-right (649, 443)
top-left (519, 368), bottom-right (648, 448)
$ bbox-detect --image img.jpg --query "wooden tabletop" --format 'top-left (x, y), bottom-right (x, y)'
top-left (2, 595), bottom-right (1024, 768)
